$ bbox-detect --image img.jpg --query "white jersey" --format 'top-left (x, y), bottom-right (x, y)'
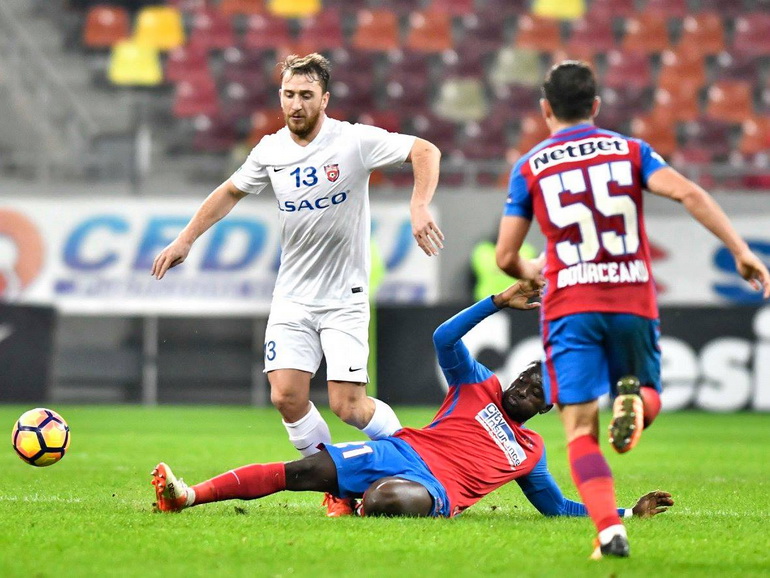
top-left (230, 117), bottom-right (415, 305)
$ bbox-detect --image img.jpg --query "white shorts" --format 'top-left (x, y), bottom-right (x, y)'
top-left (264, 297), bottom-right (370, 383)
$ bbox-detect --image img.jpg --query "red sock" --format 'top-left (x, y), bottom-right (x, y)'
top-left (568, 434), bottom-right (622, 533)
top-left (191, 463), bottom-right (286, 506)
top-left (640, 386), bottom-right (661, 428)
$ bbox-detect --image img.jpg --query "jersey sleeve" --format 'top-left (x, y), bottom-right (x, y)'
top-left (503, 158), bottom-right (533, 219)
top-left (433, 297), bottom-right (496, 387)
top-left (229, 141), bottom-right (272, 195)
top-left (638, 139), bottom-right (668, 186)
top-left (354, 123), bottom-right (416, 172)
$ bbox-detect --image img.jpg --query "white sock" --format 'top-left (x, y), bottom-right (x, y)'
top-left (282, 402), bottom-right (332, 457)
top-left (361, 397), bottom-right (402, 439)
top-left (185, 487), bottom-right (196, 507)
top-left (598, 524), bottom-right (627, 546)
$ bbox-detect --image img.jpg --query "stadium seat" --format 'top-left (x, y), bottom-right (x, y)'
top-left (696, 0), bottom-right (744, 18)
top-left (243, 13), bottom-right (291, 50)
top-left (221, 47), bottom-right (266, 87)
top-left (218, 0), bottom-right (264, 17)
top-left (532, 0), bottom-right (586, 20)
top-left (166, 0), bottom-right (209, 13)
top-left (630, 113), bottom-right (677, 158)
top-left (712, 51), bottom-right (759, 83)
top-left (643, 0), bottom-right (687, 19)
top-left (357, 110), bottom-right (404, 133)
top-left (165, 42), bottom-right (210, 83)
top-left (602, 50), bottom-right (652, 91)
top-left (481, 0), bottom-right (530, 17)
top-left (565, 14), bottom-right (616, 59)
top-left (429, 0), bottom-right (475, 16)
top-left (172, 76), bottom-right (220, 118)
top-left (657, 46), bottom-right (706, 95)
top-left (351, 9), bottom-right (400, 53)
top-left (247, 108), bottom-right (286, 145)
top-left (433, 77), bottom-right (489, 123)
top-left (651, 85), bottom-right (700, 123)
top-left (107, 39), bottom-right (163, 86)
top-left (410, 114), bottom-right (458, 154)
top-left (458, 13), bottom-right (507, 53)
top-left (330, 78), bottom-right (375, 113)
top-left (738, 116), bottom-right (770, 158)
top-left (191, 115), bottom-right (238, 152)
top-left (385, 49), bottom-right (431, 86)
top-left (677, 13), bottom-right (725, 57)
top-left (489, 47), bottom-right (541, 89)
top-left (587, 0), bottom-right (636, 19)
top-left (133, 5), bottom-right (185, 51)
top-left (405, 10), bottom-right (454, 53)
top-left (267, 0), bottom-right (320, 18)
top-left (82, 5), bottom-right (130, 49)
top-left (220, 81), bottom-right (270, 122)
top-left (382, 79), bottom-right (431, 116)
top-left (732, 14), bottom-right (770, 58)
top-left (597, 85), bottom-right (650, 132)
top-left (621, 13), bottom-right (671, 55)
top-left (488, 84), bottom-right (541, 120)
top-left (455, 117), bottom-right (510, 160)
top-left (297, 8), bottom-right (344, 51)
top-left (681, 116), bottom-right (734, 160)
top-left (513, 112), bottom-right (550, 155)
top-left (705, 80), bottom-right (754, 125)
top-left (440, 42), bottom-right (491, 79)
top-left (188, 9), bottom-right (236, 52)
top-left (514, 15), bottom-right (563, 53)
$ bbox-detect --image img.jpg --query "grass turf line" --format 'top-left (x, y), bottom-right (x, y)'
top-left (2, 406), bottom-right (769, 577)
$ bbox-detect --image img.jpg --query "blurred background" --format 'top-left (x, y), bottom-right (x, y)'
top-left (1, 0), bottom-right (769, 412)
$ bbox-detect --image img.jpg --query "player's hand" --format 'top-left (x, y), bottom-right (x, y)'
top-left (631, 490), bottom-right (674, 518)
top-left (151, 238), bottom-right (192, 280)
top-left (735, 251), bottom-right (770, 299)
top-left (410, 204), bottom-right (444, 256)
top-left (492, 278), bottom-right (543, 310)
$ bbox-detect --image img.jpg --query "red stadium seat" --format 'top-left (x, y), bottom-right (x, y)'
top-left (191, 115), bottom-right (238, 152)
top-left (657, 45), bottom-right (706, 95)
top-left (677, 13), bottom-right (725, 57)
top-left (221, 80), bottom-right (270, 122)
top-left (221, 47), bottom-right (267, 87)
top-left (441, 39), bottom-right (492, 79)
top-left (681, 116), bottom-right (733, 160)
top-left (458, 13), bottom-right (507, 53)
top-left (405, 10), bottom-right (454, 53)
top-left (597, 85), bottom-right (650, 132)
top-left (172, 76), bottom-right (220, 118)
top-left (696, 0), bottom-right (744, 18)
top-left (602, 50), bottom-right (652, 91)
top-left (188, 9), bottom-right (236, 52)
top-left (739, 116), bottom-right (770, 158)
top-left (513, 112), bottom-right (550, 155)
top-left (247, 108), bottom-right (286, 145)
top-left (651, 85), bottom-right (700, 123)
top-left (351, 9), bottom-right (400, 53)
top-left (514, 15), bottom-right (563, 53)
top-left (218, 0), bottom-right (264, 17)
top-left (621, 13), bottom-right (671, 55)
top-left (82, 5), bottom-right (130, 49)
top-left (630, 113), bottom-right (677, 158)
top-left (705, 80), bottom-right (754, 125)
top-left (165, 42), bottom-right (210, 83)
top-left (643, 0), bottom-right (687, 19)
top-left (455, 117), bottom-right (510, 160)
top-left (357, 110), bottom-right (405, 133)
top-left (481, 0), bottom-right (530, 16)
top-left (489, 83), bottom-right (541, 120)
top-left (297, 8), bottom-right (344, 51)
top-left (712, 51), bottom-right (759, 83)
top-left (243, 13), bottom-right (291, 50)
top-left (587, 0), bottom-right (635, 19)
top-left (565, 14), bottom-right (616, 59)
top-left (732, 14), bottom-right (770, 58)
top-left (428, 0), bottom-right (475, 16)
top-left (410, 114), bottom-right (459, 155)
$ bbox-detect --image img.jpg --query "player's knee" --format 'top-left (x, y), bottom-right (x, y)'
top-left (363, 478), bottom-right (432, 517)
top-left (270, 389), bottom-right (309, 422)
top-left (328, 396), bottom-right (368, 428)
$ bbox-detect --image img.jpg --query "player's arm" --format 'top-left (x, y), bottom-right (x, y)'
top-left (405, 138), bottom-right (444, 257)
top-left (646, 166), bottom-right (770, 298)
top-left (516, 452), bottom-right (673, 518)
top-left (434, 280), bottom-right (541, 379)
top-left (151, 179), bottom-right (247, 280)
top-left (496, 216), bottom-right (545, 280)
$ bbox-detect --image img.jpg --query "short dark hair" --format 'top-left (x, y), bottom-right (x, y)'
top-left (542, 61), bottom-right (597, 122)
top-left (280, 53), bottom-right (331, 92)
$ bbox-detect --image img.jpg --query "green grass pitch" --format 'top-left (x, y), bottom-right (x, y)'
top-left (2, 405), bottom-right (769, 577)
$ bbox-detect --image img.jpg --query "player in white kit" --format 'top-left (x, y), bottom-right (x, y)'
top-left (151, 53), bottom-right (444, 515)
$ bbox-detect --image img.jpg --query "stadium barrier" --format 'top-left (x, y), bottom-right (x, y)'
top-left (0, 304), bottom-right (55, 402)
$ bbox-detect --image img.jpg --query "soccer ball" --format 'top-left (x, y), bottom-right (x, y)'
top-left (11, 408), bottom-right (71, 467)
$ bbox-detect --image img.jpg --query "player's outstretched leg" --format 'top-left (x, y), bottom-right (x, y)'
top-left (151, 462), bottom-right (193, 513)
top-left (608, 376), bottom-right (644, 454)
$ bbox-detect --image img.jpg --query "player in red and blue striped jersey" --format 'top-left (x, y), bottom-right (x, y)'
top-left (150, 280), bottom-right (673, 523)
top-left (496, 61), bottom-right (769, 559)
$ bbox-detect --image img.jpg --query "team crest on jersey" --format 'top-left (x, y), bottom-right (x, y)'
top-left (324, 164), bottom-right (340, 182)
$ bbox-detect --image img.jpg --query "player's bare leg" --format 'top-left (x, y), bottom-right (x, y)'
top-left (328, 381), bottom-right (402, 438)
top-left (561, 402), bottom-right (629, 558)
top-left (361, 477), bottom-right (433, 517)
top-left (608, 376), bottom-right (644, 454)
